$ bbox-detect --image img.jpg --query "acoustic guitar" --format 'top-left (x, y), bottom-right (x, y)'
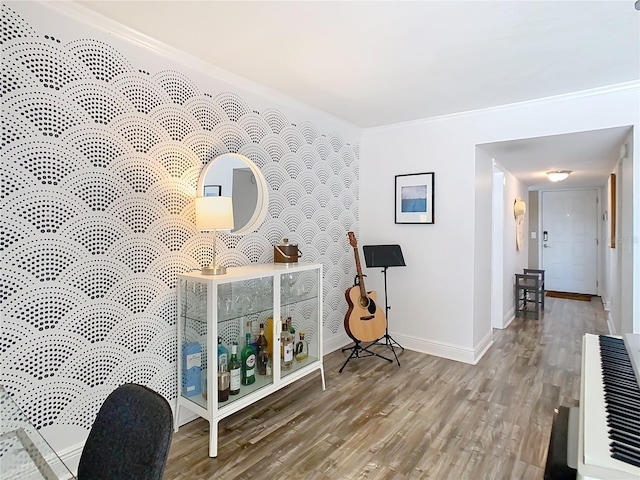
top-left (344, 232), bottom-right (386, 343)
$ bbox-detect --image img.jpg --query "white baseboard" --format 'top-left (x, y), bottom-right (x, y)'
top-left (502, 307), bottom-right (515, 329)
top-left (387, 332), bottom-right (491, 365)
top-left (323, 333), bottom-right (352, 354)
top-left (57, 442), bottom-right (83, 476)
top-left (473, 331), bottom-right (494, 365)
top-left (177, 407), bottom-right (199, 427)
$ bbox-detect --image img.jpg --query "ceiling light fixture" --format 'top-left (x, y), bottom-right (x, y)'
top-left (547, 170), bottom-right (572, 182)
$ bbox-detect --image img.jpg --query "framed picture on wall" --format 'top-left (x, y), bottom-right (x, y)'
top-left (609, 173), bottom-right (616, 248)
top-left (204, 185), bottom-right (221, 197)
top-left (395, 172), bottom-right (435, 224)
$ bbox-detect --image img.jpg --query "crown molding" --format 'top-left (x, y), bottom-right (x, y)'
top-left (366, 80), bottom-right (640, 132)
top-left (34, 1), bottom-right (360, 134)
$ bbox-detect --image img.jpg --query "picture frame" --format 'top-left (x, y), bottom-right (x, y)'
top-left (395, 172), bottom-right (435, 224)
top-left (203, 185), bottom-right (221, 197)
top-left (609, 173), bottom-right (616, 248)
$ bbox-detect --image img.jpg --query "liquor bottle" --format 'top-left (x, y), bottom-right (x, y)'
top-left (217, 336), bottom-right (228, 369)
top-left (295, 331), bottom-right (309, 362)
top-left (228, 343), bottom-right (241, 395)
top-left (281, 317), bottom-right (294, 371)
top-left (256, 323), bottom-right (269, 375)
top-left (182, 342), bottom-right (202, 397)
top-left (266, 315), bottom-right (282, 357)
top-left (217, 363), bottom-right (230, 402)
top-left (266, 317), bottom-right (274, 356)
top-left (241, 333), bottom-right (256, 385)
top-left (266, 354), bottom-right (272, 376)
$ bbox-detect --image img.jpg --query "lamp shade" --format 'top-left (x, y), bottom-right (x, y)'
top-left (195, 196), bottom-right (234, 231)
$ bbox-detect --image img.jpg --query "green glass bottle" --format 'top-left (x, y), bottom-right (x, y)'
top-left (228, 343), bottom-right (241, 395)
top-left (241, 333), bottom-right (256, 385)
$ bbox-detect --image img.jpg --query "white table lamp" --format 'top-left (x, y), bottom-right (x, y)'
top-left (195, 196), bottom-right (234, 275)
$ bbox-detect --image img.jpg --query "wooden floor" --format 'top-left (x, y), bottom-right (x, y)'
top-left (164, 296), bottom-right (609, 479)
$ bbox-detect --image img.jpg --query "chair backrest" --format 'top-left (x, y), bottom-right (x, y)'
top-left (523, 268), bottom-right (545, 286)
top-left (515, 273), bottom-right (542, 291)
top-left (77, 383), bottom-right (173, 480)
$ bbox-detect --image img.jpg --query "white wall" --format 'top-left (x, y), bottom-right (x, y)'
top-left (473, 147), bottom-right (493, 354)
top-left (502, 170), bottom-right (530, 324)
top-left (619, 133), bottom-right (635, 334)
top-left (360, 84), bottom-right (639, 363)
top-left (490, 165), bottom-right (505, 329)
top-left (1, 1), bottom-right (362, 462)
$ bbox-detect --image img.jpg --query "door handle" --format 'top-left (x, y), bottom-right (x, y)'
top-left (543, 244), bottom-right (550, 248)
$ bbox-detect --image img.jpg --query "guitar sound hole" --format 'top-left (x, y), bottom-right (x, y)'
top-left (367, 300), bottom-right (376, 315)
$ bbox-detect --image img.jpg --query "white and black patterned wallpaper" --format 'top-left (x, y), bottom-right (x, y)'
top-left (0, 3), bottom-right (359, 442)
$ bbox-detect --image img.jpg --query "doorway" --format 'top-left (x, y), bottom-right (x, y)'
top-left (540, 189), bottom-right (598, 294)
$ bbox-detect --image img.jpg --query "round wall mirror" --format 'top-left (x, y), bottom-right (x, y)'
top-left (197, 153), bottom-right (269, 235)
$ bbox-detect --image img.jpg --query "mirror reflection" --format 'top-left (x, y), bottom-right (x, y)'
top-left (197, 153), bottom-right (268, 235)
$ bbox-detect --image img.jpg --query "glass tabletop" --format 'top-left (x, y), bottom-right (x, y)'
top-left (0, 386), bottom-right (75, 480)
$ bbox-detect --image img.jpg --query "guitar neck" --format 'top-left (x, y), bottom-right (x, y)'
top-left (353, 247), bottom-right (367, 299)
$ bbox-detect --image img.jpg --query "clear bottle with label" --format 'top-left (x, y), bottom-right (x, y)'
top-left (295, 331), bottom-right (309, 362)
top-left (281, 317), bottom-right (294, 371)
top-left (245, 320), bottom-right (258, 355)
top-left (256, 323), bottom-right (269, 375)
top-left (217, 363), bottom-right (230, 402)
top-left (266, 354), bottom-right (272, 377)
top-left (241, 333), bottom-right (256, 385)
top-left (217, 336), bottom-right (228, 369)
top-left (228, 343), bottom-right (241, 395)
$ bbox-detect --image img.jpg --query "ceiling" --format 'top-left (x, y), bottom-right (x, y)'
top-left (479, 126), bottom-right (631, 189)
top-left (73, 0), bottom-right (639, 188)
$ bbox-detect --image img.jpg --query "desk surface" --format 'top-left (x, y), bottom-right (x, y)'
top-left (0, 387), bottom-right (75, 480)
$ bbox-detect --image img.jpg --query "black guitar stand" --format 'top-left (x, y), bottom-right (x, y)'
top-left (363, 244), bottom-right (406, 366)
top-left (339, 340), bottom-right (393, 373)
top-left (340, 274), bottom-right (393, 373)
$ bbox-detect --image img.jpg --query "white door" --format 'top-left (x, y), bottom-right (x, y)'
top-left (541, 189), bottom-right (598, 294)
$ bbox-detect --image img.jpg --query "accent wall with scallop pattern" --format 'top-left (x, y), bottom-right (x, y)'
top-left (0, 2), bottom-right (360, 450)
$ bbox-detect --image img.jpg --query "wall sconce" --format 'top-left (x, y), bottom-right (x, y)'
top-left (546, 170), bottom-right (571, 182)
top-left (195, 196), bottom-right (234, 275)
top-left (513, 197), bottom-right (526, 218)
top-left (514, 197), bottom-right (526, 251)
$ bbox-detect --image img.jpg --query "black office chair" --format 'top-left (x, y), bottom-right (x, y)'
top-left (77, 383), bottom-right (173, 480)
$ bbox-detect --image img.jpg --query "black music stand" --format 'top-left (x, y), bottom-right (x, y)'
top-left (363, 244), bottom-right (406, 366)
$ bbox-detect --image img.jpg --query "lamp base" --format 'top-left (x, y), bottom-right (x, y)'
top-left (202, 265), bottom-right (227, 275)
